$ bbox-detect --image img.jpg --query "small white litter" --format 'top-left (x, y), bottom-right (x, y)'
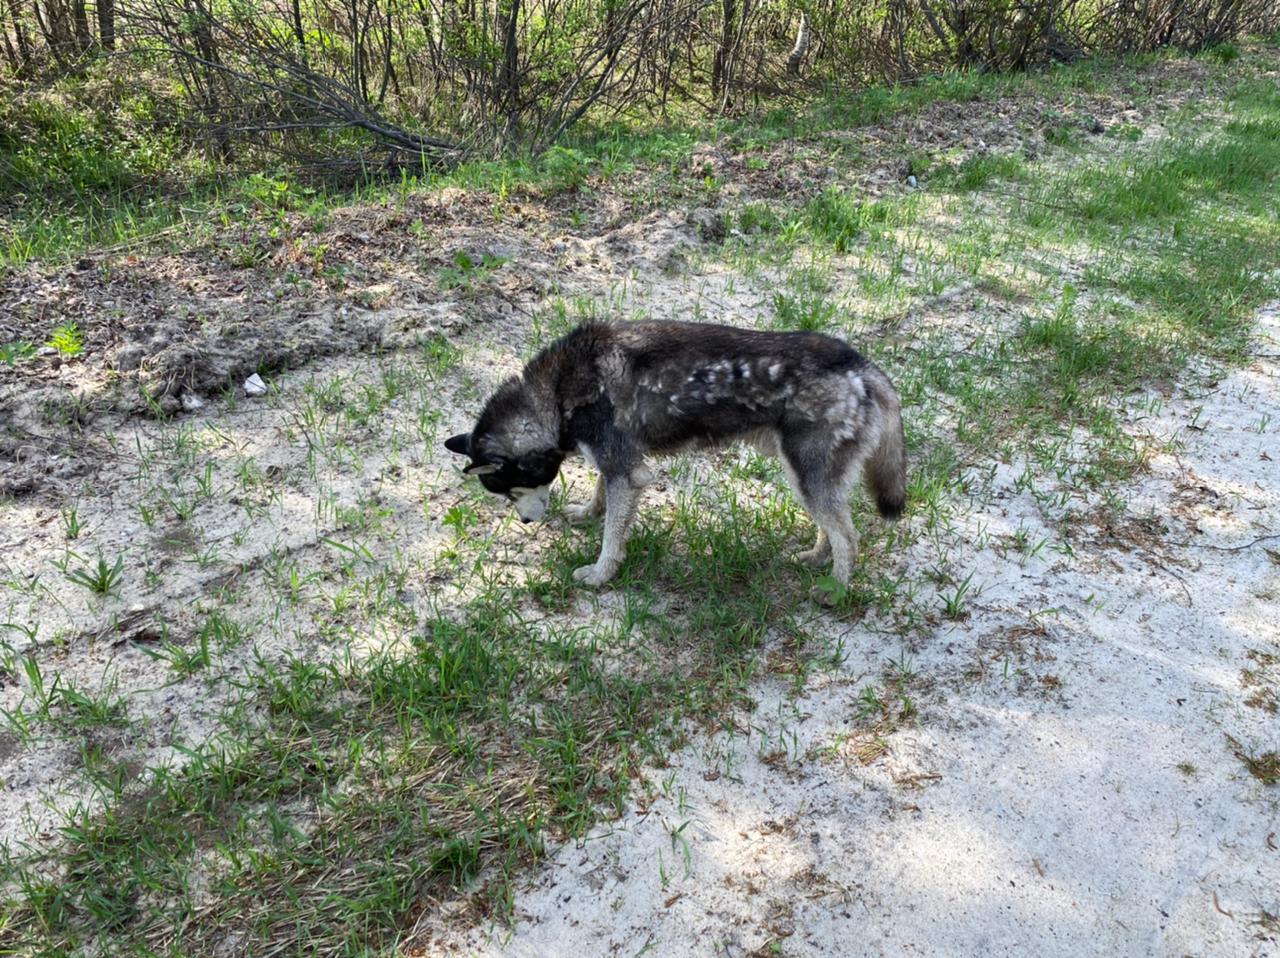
top-left (244, 373), bottom-right (268, 396)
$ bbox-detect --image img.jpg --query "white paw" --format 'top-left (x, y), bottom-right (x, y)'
top-left (572, 564), bottom-right (615, 587)
top-left (810, 583), bottom-right (839, 607)
top-left (810, 577), bottom-right (847, 607)
top-left (565, 503), bottom-right (600, 525)
top-left (793, 548), bottom-right (830, 569)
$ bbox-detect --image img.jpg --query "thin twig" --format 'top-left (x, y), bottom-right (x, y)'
top-left (1173, 532), bottom-right (1280, 553)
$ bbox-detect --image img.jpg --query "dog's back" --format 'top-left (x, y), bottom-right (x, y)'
top-left (590, 322), bottom-right (874, 451)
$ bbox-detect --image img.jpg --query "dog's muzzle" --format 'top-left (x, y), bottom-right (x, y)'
top-left (511, 485), bottom-right (550, 523)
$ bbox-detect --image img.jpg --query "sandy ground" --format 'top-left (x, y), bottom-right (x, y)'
top-left (426, 306), bottom-right (1280, 957)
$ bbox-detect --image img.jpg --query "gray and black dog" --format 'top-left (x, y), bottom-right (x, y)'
top-left (444, 320), bottom-right (906, 601)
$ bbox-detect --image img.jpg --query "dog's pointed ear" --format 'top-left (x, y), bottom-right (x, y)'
top-left (463, 462), bottom-right (501, 476)
top-left (444, 433), bottom-right (471, 456)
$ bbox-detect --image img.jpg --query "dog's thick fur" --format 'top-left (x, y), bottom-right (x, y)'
top-left (445, 321), bottom-right (906, 601)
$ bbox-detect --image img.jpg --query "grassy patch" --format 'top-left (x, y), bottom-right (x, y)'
top-left (1018, 80), bottom-right (1280, 356)
top-left (0, 462), bottom-right (902, 953)
top-left (884, 68), bottom-right (1280, 495)
top-left (938, 153), bottom-right (1029, 192)
top-left (5, 44), bottom-right (1264, 270)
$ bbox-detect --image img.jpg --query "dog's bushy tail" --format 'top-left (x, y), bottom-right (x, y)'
top-left (865, 377), bottom-right (907, 520)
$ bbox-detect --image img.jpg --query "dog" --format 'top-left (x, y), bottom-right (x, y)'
top-left (444, 320), bottom-right (906, 602)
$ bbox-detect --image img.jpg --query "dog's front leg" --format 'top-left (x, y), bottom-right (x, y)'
top-left (572, 479), bottom-right (642, 587)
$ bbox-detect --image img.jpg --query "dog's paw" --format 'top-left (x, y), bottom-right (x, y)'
top-left (810, 577), bottom-right (846, 607)
top-left (793, 547), bottom-right (830, 569)
top-left (572, 564), bottom-right (614, 587)
top-left (565, 503), bottom-right (601, 525)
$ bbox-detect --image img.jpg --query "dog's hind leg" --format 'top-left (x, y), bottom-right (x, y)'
top-left (794, 529), bottom-right (832, 568)
top-left (779, 452), bottom-right (835, 570)
top-left (566, 474), bottom-right (607, 525)
top-left (805, 493), bottom-right (859, 597)
top-left (782, 437), bottom-right (862, 604)
top-left (572, 479), bottom-right (642, 587)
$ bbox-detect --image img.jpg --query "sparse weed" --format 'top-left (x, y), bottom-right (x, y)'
top-left (733, 202), bottom-right (783, 235)
top-left (801, 189), bottom-right (867, 252)
top-left (194, 461), bottom-right (216, 499)
top-left (60, 503), bottom-right (83, 540)
top-left (1205, 41), bottom-right (1241, 64)
top-left (1044, 121), bottom-right (1082, 148)
top-left (421, 333), bottom-right (461, 377)
top-left (941, 153), bottom-right (1026, 191)
top-left (438, 249), bottom-right (509, 294)
top-left (442, 502), bottom-right (481, 536)
top-left (143, 628), bottom-right (212, 677)
top-left (939, 570), bottom-right (978, 620)
top-left (45, 323), bottom-right (85, 358)
top-left (771, 289), bottom-right (838, 331)
top-left (64, 553), bottom-right (125, 598)
top-left (539, 145), bottom-right (592, 192)
top-left (9, 657), bottom-right (128, 731)
top-left (1, 341), bottom-right (37, 365)
top-left (530, 298), bottom-right (578, 349)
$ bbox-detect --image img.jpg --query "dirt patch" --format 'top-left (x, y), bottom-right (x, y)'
top-left (734, 55), bottom-right (1232, 201)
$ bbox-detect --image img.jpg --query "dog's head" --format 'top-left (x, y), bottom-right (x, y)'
top-left (444, 379), bottom-right (564, 523)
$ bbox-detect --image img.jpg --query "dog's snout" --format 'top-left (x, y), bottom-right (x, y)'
top-left (510, 485), bottom-right (550, 524)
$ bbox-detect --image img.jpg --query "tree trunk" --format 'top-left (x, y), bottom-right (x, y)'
top-left (349, 0), bottom-right (366, 103)
top-left (0, 0), bottom-right (17, 72)
top-left (496, 0), bottom-right (519, 149)
top-left (96, 0), bottom-right (114, 49)
top-left (786, 10), bottom-right (809, 74)
top-left (185, 0), bottom-right (233, 161)
top-left (71, 0), bottom-right (90, 51)
top-left (711, 0), bottom-right (735, 102)
top-left (290, 0), bottom-right (305, 64)
top-left (34, 0), bottom-right (76, 66)
top-left (11, 0), bottom-right (32, 73)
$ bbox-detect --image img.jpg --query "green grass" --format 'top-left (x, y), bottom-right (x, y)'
top-left (63, 553), bottom-right (126, 598)
top-left (0, 473), bottom-right (887, 955)
top-left (1074, 91), bottom-right (1280, 225)
top-left (940, 153), bottom-right (1029, 191)
top-left (1055, 79), bottom-right (1280, 359)
top-left (866, 70), bottom-right (1280, 498)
